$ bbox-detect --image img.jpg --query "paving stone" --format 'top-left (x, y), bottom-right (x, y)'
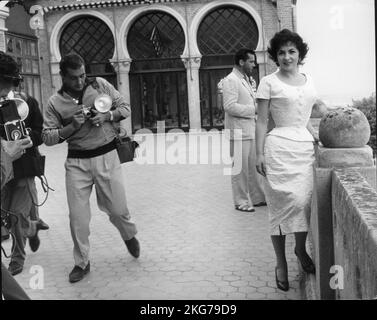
top-left (257, 286), bottom-right (277, 294)
top-left (246, 292), bottom-right (267, 299)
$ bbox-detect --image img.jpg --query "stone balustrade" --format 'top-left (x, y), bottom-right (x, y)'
top-left (302, 105), bottom-right (377, 300)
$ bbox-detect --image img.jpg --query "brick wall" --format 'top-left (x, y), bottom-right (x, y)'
top-left (276, 0), bottom-right (293, 30)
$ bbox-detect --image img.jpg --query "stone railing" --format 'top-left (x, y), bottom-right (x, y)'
top-left (303, 107), bottom-right (377, 300)
top-left (331, 167), bottom-right (377, 299)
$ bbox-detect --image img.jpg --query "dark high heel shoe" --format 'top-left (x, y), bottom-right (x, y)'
top-left (275, 267), bottom-right (289, 291)
top-left (294, 249), bottom-right (316, 274)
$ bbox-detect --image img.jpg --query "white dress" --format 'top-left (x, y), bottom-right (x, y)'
top-left (256, 72), bottom-right (317, 235)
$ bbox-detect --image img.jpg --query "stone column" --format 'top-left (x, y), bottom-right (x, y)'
top-left (181, 56), bottom-right (202, 131)
top-left (0, 6), bottom-right (9, 52)
top-left (307, 107), bottom-right (374, 300)
top-left (255, 50), bottom-right (269, 79)
top-left (50, 60), bottom-right (62, 92)
top-left (111, 58), bottom-right (132, 135)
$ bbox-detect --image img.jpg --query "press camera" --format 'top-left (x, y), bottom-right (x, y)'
top-left (0, 98), bottom-right (30, 141)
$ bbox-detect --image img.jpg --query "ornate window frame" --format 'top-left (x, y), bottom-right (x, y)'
top-left (190, 0), bottom-right (264, 57)
top-left (49, 10), bottom-right (116, 63)
top-left (119, 5), bottom-right (188, 61)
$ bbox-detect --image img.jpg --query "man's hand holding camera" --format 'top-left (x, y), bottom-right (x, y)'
top-left (72, 109), bottom-right (86, 129)
top-left (1, 137), bottom-right (33, 161)
top-left (89, 109), bottom-right (111, 127)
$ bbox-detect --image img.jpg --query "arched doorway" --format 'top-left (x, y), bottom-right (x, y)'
top-left (127, 11), bottom-right (188, 132)
top-left (197, 6), bottom-right (259, 129)
top-left (59, 16), bottom-right (116, 87)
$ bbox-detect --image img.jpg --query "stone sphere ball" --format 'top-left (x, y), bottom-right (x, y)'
top-left (319, 106), bottom-right (370, 148)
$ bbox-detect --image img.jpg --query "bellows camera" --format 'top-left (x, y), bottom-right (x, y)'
top-left (0, 98), bottom-right (29, 141)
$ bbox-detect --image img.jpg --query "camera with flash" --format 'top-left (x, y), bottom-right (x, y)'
top-left (80, 94), bottom-right (112, 120)
top-left (81, 105), bottom-right (94, 118)
top-left (0, 98), bottom-right (30, 141)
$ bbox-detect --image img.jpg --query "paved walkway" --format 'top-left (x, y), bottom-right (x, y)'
top-left (2, 133), bottom-right (302, 300)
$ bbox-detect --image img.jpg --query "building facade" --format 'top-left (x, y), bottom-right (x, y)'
top-left (0, 0), bottom-right (295, 133)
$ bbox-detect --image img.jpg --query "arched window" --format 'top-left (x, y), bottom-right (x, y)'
top-left (197, 6), bottom-right (259, 128)
top-left (59, 16), bottom-right (116, 86)
top-left (127, 12), bottom-right (188, 132)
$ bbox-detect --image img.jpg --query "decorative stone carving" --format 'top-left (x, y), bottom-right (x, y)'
top-left (29, 5), bottom-right (45, 30)
top-left (110, 59), bottom-right (132, 74)
top-left (181, 56), bottom-right (201, 70)
top-left (319, 106), bottom-right (371, 148)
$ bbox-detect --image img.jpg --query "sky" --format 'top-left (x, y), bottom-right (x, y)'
top-left (296, 0), bottom-right (375, 107)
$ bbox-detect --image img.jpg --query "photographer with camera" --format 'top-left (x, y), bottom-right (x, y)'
top-left (42, 53), bottom-right (139, 283)
top-left (0, 51), bottom-right (49, 276)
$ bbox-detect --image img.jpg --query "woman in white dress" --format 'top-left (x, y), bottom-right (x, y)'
top-left (255, 29), bottom-right (318, 291)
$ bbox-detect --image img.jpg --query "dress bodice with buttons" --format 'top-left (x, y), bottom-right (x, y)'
top-left (256, 72), bottom-right (318, 142)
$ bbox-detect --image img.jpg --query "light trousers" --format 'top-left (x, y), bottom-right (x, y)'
top-left (65, 149), bottom-right (137, 268)
top-left (230, 139), bottom-right (265, 207)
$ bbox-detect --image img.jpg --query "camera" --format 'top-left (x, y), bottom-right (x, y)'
top-left (0, 98), bottom-right (30, 141)
top-left (4, 120), bottom-right (28, 141)
top-left (81, 105), bottom-right (94, 118)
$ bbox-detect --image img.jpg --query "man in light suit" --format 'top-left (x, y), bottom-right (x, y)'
top-left (222, 48), bottom-right (266, 212)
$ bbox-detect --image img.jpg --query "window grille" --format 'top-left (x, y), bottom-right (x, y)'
top-left (128, 11), bottom-right (187, 132)
top-left (197, 6), bottom-right (259, 56)
top-left (5, 33), bottom-right (41, 106)
top-left (60, 16), bottom-right (115, 80)
top-left (198, 6), bottom-right (259, 128)
top-left (127, 11), bottom-right (185, 61)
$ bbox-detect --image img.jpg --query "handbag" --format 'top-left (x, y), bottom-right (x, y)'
top-left (115, 136), bottom-right (139, 163)
top-left (12, 150), bottom-right (45, 179)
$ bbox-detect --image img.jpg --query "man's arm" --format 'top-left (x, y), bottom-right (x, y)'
top-left (42, 100), bottom-right (84, 146)
top-left (222, 77), bottom-right (254, 119)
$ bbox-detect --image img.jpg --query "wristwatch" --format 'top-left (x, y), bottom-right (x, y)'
top-left (109, 111), bottom-right (114, 121)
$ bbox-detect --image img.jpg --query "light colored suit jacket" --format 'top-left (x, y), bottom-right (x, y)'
top-left (222, 67), bottom-right (257, 140)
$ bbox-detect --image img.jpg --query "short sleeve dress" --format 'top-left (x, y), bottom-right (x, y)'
top-left (256, 72), bottom-right (317, 235)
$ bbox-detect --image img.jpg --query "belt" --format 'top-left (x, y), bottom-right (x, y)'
top-left (67, 139), bottom-right (117, 159)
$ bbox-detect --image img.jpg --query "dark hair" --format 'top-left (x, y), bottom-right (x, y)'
top-left (267, 29), bottom-right (308, 66)
top-left (0, 51), bottom-right (22, 86)
top-left (234, 48), bottom-right (257, 66)
top-left (59, 53), bottom-right (85, 75)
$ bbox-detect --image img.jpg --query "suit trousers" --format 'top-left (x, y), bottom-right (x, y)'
top-left (1, 178), bottom-right (39, 265)
top-left (65, 149), bottom-right (137, 269)
top-left (230, 139), bottom-right (265, 207)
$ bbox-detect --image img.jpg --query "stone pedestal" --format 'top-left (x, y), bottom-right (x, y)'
top-left (315, 145), bottom-right (374, 168)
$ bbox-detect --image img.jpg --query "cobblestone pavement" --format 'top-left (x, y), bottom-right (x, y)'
top-left (2, 133), bottom-right (302, 300)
